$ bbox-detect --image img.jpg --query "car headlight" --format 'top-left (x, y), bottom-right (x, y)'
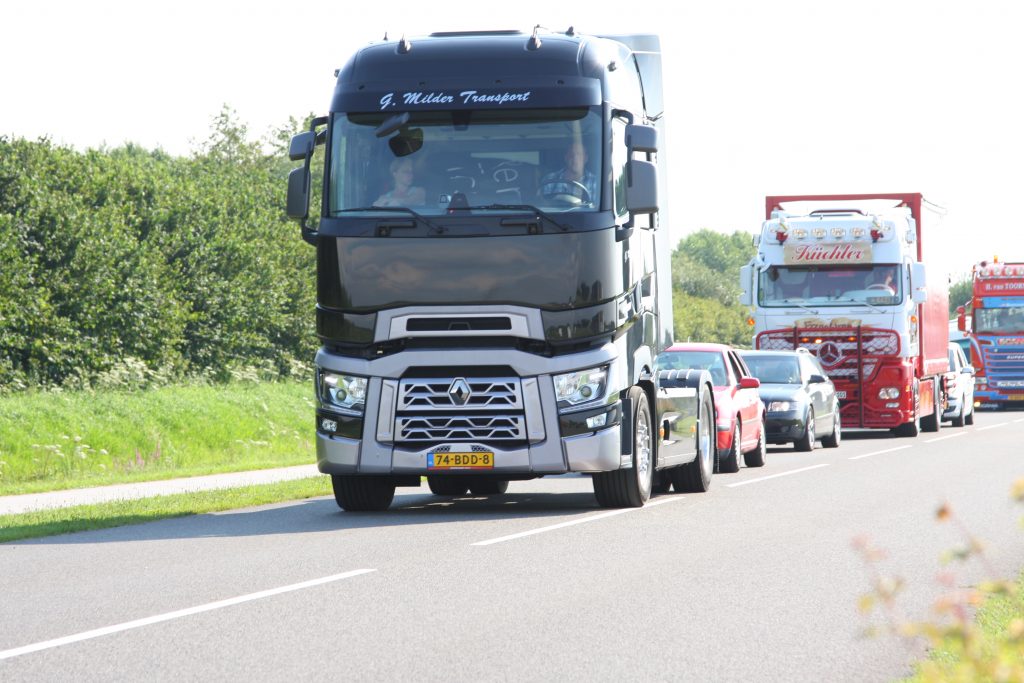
top-left (554, 366), bottom-right (608, 410)
top-left (767, 400), bottom-right (791, 412)
top-left (318, 371), bottom-right (367, 414)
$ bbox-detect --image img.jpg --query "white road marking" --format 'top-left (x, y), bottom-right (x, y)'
top-left (473, 496), bottom-right (685, 546)
top-left (0, 569), bottom-right (376, 662)
top-left (848, 445), bottom-right (913, 461)
top-left (1014, 418), bottom-right (1024, 423)
top-left (924, 432), bottom-right (968, 443)
top-left (725, 463), bottom-right (829, 488)
top-left (978, 421), bottom-right (1011, 431)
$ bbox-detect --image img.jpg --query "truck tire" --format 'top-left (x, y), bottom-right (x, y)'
top-left (331, 475), bottom-right (396, 512)
top-left (744, 418), bottom-right (767, 467)
top-left (469, 480), bottom-right (509, 495)
top-left (593, 387), bottom-right (654, 508)
top-left (720, 423), bottom-right (742, 473)
top-left (821, 405), bottom-right (841, 448)
top-left (428, 477), bottom-right (470, 496)
top-left (921, 381), bottom-right (941, 432)
top-left (894, 415), bottom-right (920, 437)
top-left (670, 381), bottom-right (715, 493)
top-left (795, 409), bottom-right (816, 452)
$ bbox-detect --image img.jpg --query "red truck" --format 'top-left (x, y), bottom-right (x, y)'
top-left (740, 193), bottom-right (950, 436)
top-left (957, 260), bottom-right (1024, 406)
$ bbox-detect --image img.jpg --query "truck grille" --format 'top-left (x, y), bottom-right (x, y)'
top-left (394, 376), bottom-right (526, 443)
top-left (398, 378), bottom-right (522, 411)
top-left (396, 415), bottom-right (526, 441)
top-left (980, 344), bottom-right (1024, 387)
top-left (756, 328), bottom-right (900, 382)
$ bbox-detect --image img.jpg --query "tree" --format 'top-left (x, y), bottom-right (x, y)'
top-left (949, 277), bottom-right (972, 315)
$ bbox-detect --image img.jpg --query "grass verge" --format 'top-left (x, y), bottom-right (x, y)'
top-left (906, 571), bottom-right (1024, 681)
top-left (0, 477), bottom-right (332, 544)
top-left (0, 380), bottom-right (314, 495)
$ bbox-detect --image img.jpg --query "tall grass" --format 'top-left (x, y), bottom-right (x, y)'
top-left (0, 380), bottom-right (315, 495)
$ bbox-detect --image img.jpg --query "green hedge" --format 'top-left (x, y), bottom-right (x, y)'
top-left (0, 113), bottom-right (316, 392)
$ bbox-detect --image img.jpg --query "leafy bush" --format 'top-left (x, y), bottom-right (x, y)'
top-left (0, 109), bottom-right (316, 392)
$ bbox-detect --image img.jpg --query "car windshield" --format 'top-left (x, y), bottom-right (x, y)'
top-left (742, 355), bottom-right (802, 385)
top-left (657, 351), bottom-right (729, 386)
top-left (328, 107), bottom-right (602, 216)
top-left (758, 264), bottom-right (903, 307)
top-left (973, 305), bottom-right (1024, 334)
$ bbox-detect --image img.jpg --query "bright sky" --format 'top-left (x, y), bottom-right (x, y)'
top-left (4, 0), bottom-right (1023, 279)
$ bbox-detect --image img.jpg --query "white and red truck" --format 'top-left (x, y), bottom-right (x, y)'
top-left (740, 193), bottom-right (950, 436)
top-left (957, 260), bottom-right (1024, 407)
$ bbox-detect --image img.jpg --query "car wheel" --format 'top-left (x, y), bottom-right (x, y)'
top-left (951, 398), bottom-right (965, 428)
top-left (670, 381), bottom-right (715, 493)
top-left (593, 387), bottom-right (653, 507)
top-left (720, 423), bottom-right (742, 473)
top-left (821, 404), bottom-right (841, 448)
top-left (428, 477), bottom-right (470, 496)
top-left (743, 418), bottom-right (767, 467)
top-left (965, 401), bottom-right (975, 425)
top-left (795, 408), bottom-right (815, 452)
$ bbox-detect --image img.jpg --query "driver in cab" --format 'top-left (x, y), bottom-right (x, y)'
top-left (539, 141), bottom-right (598, 205)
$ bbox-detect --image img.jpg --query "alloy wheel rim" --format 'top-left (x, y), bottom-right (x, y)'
top-left (636, 409), bottom-right (652, 496)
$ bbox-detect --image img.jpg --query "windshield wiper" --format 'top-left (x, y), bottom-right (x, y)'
top-left (832, 296), bottom-right (885, 314)
top-left (458, 204), bottom-right (571, 232)
top-left (782, 299), bottom-right (819, 315)
top-left (336, 207), bottom-right (445, 234)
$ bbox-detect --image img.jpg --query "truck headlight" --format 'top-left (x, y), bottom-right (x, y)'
top-left (878, 387), bottom-right (900, 400)
top-left (554, 365), bottom-right (608, 410)
top-left (767, 400), bottom-right (791, 412)
top-left (318, 371), bottom-right (367, 414)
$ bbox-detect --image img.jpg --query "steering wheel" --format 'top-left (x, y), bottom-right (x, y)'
top-left (867, 283), bottom-right (894, 292)
top-left (539, 179), bottom-right (592, 206)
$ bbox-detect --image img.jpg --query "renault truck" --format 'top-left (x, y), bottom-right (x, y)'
top-left (740, 194), bottom-right (949, 437)
top-left (285, 28), bottom-right (716, 511)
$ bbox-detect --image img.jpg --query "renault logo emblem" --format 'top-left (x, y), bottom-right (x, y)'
top-left (818, 341), bottom-right (843, 367)
top-left (448, 378), bottom-right (471, 406)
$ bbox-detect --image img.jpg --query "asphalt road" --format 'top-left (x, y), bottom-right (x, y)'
top-left (2, 411), bottom-right (1023, 682)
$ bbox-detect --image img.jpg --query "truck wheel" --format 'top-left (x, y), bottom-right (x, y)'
top-left (821, 405), bottom-right (841, 448)
top-left (428, 477), bottom-right (470, 496)
top-left (720, 423), bottom-right (742, 473)
top-left (331, 475), bottom-right (396, 512)
top-left (670, 382), bottom-right (714, 493)
top-left (894, 415), bottom-right (920, 437)
top-left (921, 381), bottom-right (941, 432)
top-left (593, 387), bottom-right (654, 508)
top-left (744, 419), bottom-right (767, 467)
top-left (469, 480), bottom-right (509, 495)
top-left (795, 409), bottom-right (815, 452)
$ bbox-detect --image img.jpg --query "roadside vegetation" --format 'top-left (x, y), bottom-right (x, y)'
top-left (0, 477), bottom-right (331, 543)
top-left (0, 379), bottom-right (313, 495)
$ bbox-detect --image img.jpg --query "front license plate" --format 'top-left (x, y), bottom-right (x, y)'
top-left (835, 391), bottom-right (847, 399)
top-left (428, 452), bottom-right (494, 469)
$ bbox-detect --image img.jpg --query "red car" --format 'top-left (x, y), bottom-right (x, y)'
top-left (655, 343), bottom-right (766, 472)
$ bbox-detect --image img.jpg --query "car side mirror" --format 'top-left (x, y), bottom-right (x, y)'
top-left (739, 377), bottom-right (760, 389)
top-left (809, 374), bottom-right (828, 384)
top-left (962, 365), bottom-right (974, 375)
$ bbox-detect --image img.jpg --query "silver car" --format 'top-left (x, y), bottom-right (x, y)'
top-left (942, 342), bottom-right (975, 427)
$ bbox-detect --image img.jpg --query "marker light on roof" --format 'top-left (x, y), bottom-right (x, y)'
top-left (812, 227), bottom-right (826, 239)
top-left (851, 227), bottom-right (866, 238)
top-left (792, 228), bottom-right (808, 239)
top-left (831, 227), bottom-right (845, 238)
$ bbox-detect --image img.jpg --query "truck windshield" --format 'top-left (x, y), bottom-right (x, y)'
top-left (974, 305), bottom-right (1024, 334)
top-left (328, 108), bottom-right (602, 216)
top-left (758, 264), bottom-right (903, 307)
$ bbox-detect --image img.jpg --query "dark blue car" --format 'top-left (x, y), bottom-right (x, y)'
top-left (738, 349), bottom-right (841, 451)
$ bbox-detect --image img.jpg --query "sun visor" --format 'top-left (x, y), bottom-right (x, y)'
top-left (332, 77), bottom-right (602, 113)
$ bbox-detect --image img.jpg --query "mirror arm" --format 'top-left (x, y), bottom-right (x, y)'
top-left (298, 116), bottom-right (329, 246)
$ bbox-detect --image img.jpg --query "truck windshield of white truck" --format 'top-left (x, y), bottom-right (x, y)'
top-left (328, 107), bottom-right (602, 216)
top-left (758, 264), bottom-right (904, 307)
